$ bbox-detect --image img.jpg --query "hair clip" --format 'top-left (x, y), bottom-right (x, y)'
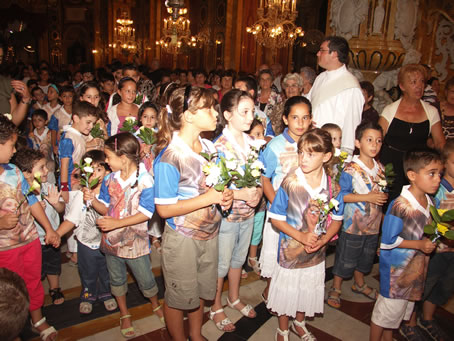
top-left (166, 104), bottom-right (173, 114)
top-left (114, 137), bottom-right (118, 152)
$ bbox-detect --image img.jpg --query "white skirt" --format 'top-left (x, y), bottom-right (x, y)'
top-left (258, 212), bottom-right (280, 278)
top-left (267, 261), bottom-right (325, 318)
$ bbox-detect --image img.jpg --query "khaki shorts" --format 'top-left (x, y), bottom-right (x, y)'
top-left (371, 294), bottom-right (415, 329)
top-left (161, 224), bottom-right (218, 310)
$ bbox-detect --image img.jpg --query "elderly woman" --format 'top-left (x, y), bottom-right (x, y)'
top-left (257, 69), bottom-right (282, 134)
top-left (268, 73), bottom-right (304, 136)
top-left (379, 64), bottom-right (445, 202)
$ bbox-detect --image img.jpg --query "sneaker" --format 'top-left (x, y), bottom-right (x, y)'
top-left (399, 324), bottom-right (427, 341)
top-left (418, 318), bottom-right (450, 341)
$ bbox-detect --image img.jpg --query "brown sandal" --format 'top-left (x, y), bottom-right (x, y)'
top-left (351, 282), bottom-right (378, 300)
top-left (326, 287), bottom-right (341, 309)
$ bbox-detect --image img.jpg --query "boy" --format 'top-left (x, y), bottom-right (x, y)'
top-left (99, 72), bottom-right (115, 104)
top-left (31, 86), bottom-right (47, 110)
top-left (58, 101), bottom-right (98, 202)
top-left (370, 149), bottom-right (440, 341)
top-left (56, 150), bottom-right (117, 315)
top-left (13, 148), bottom-right (65, 306)
top-left (360, 80), bottom-right (379, 124)
top-left (49, 85), bottom-right (74, 154)
top-left (328, 121), bottom-right (387, 309)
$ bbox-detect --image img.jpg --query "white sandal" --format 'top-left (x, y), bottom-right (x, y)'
top-left (291, 319), bottom-right (317, 341)
top-left (275, 327), bottom-right (289, 341)
top-left (208, 308), bottom-right (235, 332)
top-left (31, 317), bottom-right (57, 341)
top-left (226, 297), bottom-right (256, 318)
top-left (247, 256), bottom-right (261, 275)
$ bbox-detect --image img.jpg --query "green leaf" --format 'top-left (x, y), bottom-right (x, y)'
top-left (424, 224), bottom-right (436, 235)
top-left (430, 206), bottom-right (441, 223)
top-left (443, 230), bottom-right (454, 240)
top-left (441, 209), bottom-right (454, 222)
top-left (200, 152), bottom-right (211, 161)
top-left (89, 178), bottom-right (99, 188)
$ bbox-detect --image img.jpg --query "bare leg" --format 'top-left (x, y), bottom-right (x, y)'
top-left (47, 274), bottom-right (64, 304)
top-left (370, 321), bottom-right (384, 341)
top-left (188, 299), bottom-right (207, 341)
top-left (115, 295), bottom-right (133, 333)
top-left (293, 312), bottom-right (307, 336)
top-left (407, 311), bottom-right (417, 327)
top-left (277, 315), bottom-right (289, 341)
top-left (164, 302), bottom-right (186, 341)
top-left (422, 300), bottom-right (437, 321)
top-left (211, 277), bottom-right (235, 331)
top-left (228, 267), bottom-right (256, 318)
top-left (262, 278), bottom-right (271, 300)
top-left (30, 308), bottom-right (57, 341)
top-left (148, 295), bottom-right (164, 319)
top-left (249, 245), bottom-right (258, 259)
top-left (328, 275), bottom-right (343, 304)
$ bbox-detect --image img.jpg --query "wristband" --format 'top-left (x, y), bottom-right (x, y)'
top-left (61, 182), bottom-right (69, 191)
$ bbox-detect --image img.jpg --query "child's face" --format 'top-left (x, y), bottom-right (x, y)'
top-left (104, 148), bottom-right (123, 172)
top-left (47, 87), bottom-right (58, 101)
top-left (224, 97), bottom-right (254, 133)
top-left (82, 72), bottom-right (94, 83)
top-left (193, 106), bottom-right (218, 132)
top-left (195, 74), bottom-right (206, 86)
top-left (355, 129), bottom-right (382, 159)
top-left (283, 103), bottom-right (312, 141)
top-left (141, 108), bottom-right (157, 129)
top-left (113, 69), bottom-right (123, 82)
top-left (30, 158), bottom-right (49, 183)
top-left (408, 160), bottom-right (443, 195)
top-left (299, 146), bottom-right (331, 174)
top-left (40, 70), bottom-right (49, 82)
top-left (60, 92), bottom-right (74, 107)
top-left (445, 153), bottom-right (454, 180)
top-left (73, 115), bottom-right (97, 136)
top-left (33, 89), bottom-right (45, 102)
top-left (249, 124), bottom-right (265, 140)
top-left (32, 115), bottom-right (46, 130)
top-left (0, 134), bottom-right (17, 164)
top-left (118, 81), bottom-right (137, 104)
top-left (101, 80), bottom-right (115, 95)
top-left (89, 162), bottom-right (108, 186)
top-left (123, 69), bottom-right (140, 83)
top-left (80, 87), bottom-right (100, 108)
top-left (329, 129), bottom-right (342, 149)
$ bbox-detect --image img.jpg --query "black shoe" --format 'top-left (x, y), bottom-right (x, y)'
top-left (399, 324), bottom-right (427, 341)
top-left (418, 318), bottom-right (451, 341)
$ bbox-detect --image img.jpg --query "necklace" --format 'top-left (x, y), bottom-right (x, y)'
top-left (409, 122), bottom-right (414, 134)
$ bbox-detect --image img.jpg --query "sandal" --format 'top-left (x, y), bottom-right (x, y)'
top-left (291, 319), bottom-right (317, 340)
top-left (227, 297), bottom-right (256, 318)
top-left (79, 301), bottom-right (93, 314)
top-left (49, 288), bottom-right (65, 305)
top-left (103, 298), bottom-right (118, 311)
top-left (120, 314), bottom-right (135, 338)
top-left (241, 268), bottom-right (248, 279)
top-left (351, 282), bottom-right (378, 300)
top-left (275, 327), bottom-right (289, 341)
top-left (209, 308), bottom-right (235, 332)
top-left (31, 317), bottom-right (57, 341)
top-left (153, 304), bottom-right (165, 324)
top-left (326, 287), bottom-right (341, 309)
top-left (247, 256), bottom-right (261, 275)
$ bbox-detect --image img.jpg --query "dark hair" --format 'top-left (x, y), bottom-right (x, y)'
top-left (442, 139), bottom-right (454, 163)
top-left (325, 36), bottom-right (350, 65)
top-left (403, 148), bottom-right (442, 176)
top-left (220, 88), bottom-right (253, 118)
top-left (195, 69), bottom-right (207, 78)
top-left (110, 61), bottom-right (123, 73)
top-left (31, 109), bottom-right (48, 122)
top-left (118, 76), bottom-right (136, 90)
top-left (82, 149), bottom-right (110, 172)
top-left (236, 76), bottom-right (258, 100)
top-left (27, 79), bottom-right (38, 88)
top-left (297, 128), bottom-right (335, 177)
top-left (72, 101), bottom-right (98, 119)
top-left (122, 63), bottom-right (139, 73)
top-left (105, 132), bottom-right (140, 188)
top-left (31, 87), bottom-right (44, 97)
top-left (12, 148), bottom-right (45, 173)
top-left (156, 86), bottom-right (215, 155)
top-left (0, 115), bottom-right (18, 144)
top-left (60, 85), bottom-right (75, 96)
top-left (100, 72), bottom-right (115, 83)
top-left (360, 80), bottom-right (375, 99)
top-left (158, 82), bottom-right (179, 108)
top-left (138, 102), bottom-right (159, 126)
top-left (0, 268), bottom-right (30, 341)
top-left (283, 96), bottom-right (312, 119)
top-left (258, 69), bottom-right (274, 80)
top-left (428, 77), bottom-right (439, 86)
top-left (355, 120), bottom-right (383, 140)
top-left (246, 118), bottom-right (264, 134)
top-left (78, 80), bottom-right (101, 98)
top-left (220, 69), bottom-right (236, 80)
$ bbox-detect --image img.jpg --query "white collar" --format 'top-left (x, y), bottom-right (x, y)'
top-left (352, 155), bottom-right (380, 178)
top-left (400, 185), bottom-right (431, 218)
top-left (33, 127), bottom-right (49, 140)
top-left (325, 64), bottom-right (347, 80)
top-left (114, 163), bottom-right (147, 189)
top-left (66, 126), bottom-right (82, 136)
top-left (173, 132), bottom-right (214, 164)
top-left (295, 167), bottom-right (327, 198)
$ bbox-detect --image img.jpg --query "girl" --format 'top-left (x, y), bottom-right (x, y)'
top-left (43, 84), bottom-right (62, 124)
top-left (211, 89), bottom-right (262, 332)
top-left (84, 132), bottom-right (163, 338)
top-left (153, 85), bottom-right (233, 341)
top-left (107, 77), bottom-right (140, 136)
top-left (268, 129), bottom-right (342, 341)
top-left (137, 101), bottom-right (158, 172)
top-left (49, 85), bottom-right (75, 155)
top-left (259, 96), bottom-right (313, 304)
top-left (0, 115), bottom-right (60, 341)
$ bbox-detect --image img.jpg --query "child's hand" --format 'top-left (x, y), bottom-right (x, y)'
top-left (45, 229), bottom-right (61, 248)
top-left (205, 187), bottom-right (224, 205)
top-left (246, 187), bottom-right (262, 208)
top-left (367, 190), bottom-right (388, 206)
top-left (221, 188), bottom-right (234, 211)
top-left (96, 217), bottom-right (122, 232)
top-left (419, 238), bottom-right (436, 254)
top-left (305, 239), bottom-right (324, 254)
top-left (44, 185), bottom-right (62, 207)
top-left (82, 187), bottom-right (95, 202)
top-left (0, 212), bottom-right (19, 230)
top-left (297, 231), bottom-right (318, 247)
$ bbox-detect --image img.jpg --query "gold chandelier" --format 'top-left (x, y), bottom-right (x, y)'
top-left (246, 0), bottom-right (304, 49)
top-left (110, 11), bottom-right (136, 51)
top-left (156, 7), bottom-right (194, 54)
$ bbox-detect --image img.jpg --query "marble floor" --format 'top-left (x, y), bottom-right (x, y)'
top-left (29, 244), bottom-right (454, 341)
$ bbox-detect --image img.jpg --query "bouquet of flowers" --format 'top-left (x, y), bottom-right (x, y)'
top-left (377, 163), bottom-right (396, 193)
top-left (90, 122), bottom-right (105, 139)
top-left (334, 149), bottom-right (349, 183)
top-left (310, 193), bottom-right (340, 236)
top-left (134, 93), bottom-right (144, 105)
top-left (136, 126), bottom-right (156, 146)
top-left (120, 117), bottom-right (139, 134)
top-left (74, 157), bottom-right (99, 207)
top-left (17, 172), bottom-right (41, 213)
top-left (232, 142), bottom-right (266, 188)
top-left (424, 206), bottom-right (454, 242)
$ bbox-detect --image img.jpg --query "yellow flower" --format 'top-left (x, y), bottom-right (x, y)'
top-left (34, 172), bottom-right (42, 183)
top-left (340, 151), bottom-right (349, 160)
top-left (437, 224), bottom-right (449, 235)
top-left (30, 180), bottom-right (41, 192)
top-left (437, 209), bottom-right (448, 216)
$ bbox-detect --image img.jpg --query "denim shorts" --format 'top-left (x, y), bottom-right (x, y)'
top-left (423, 252), bottom-right (454, 305)
top-left (105, 253), bottom-right (158, 298)
top-left (41, 244), bottom-right (61, 279)
top-left (332, 232), bottom-right (379, 279)
top-left (218, 217), bottom-right (254, 278)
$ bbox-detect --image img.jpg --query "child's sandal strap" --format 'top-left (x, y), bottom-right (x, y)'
top-left (153, 304), bottom-right (162, 313)
top-left (32, 317), bottom-right (47, 328)
top-left (330, 287), bottom-right (341, 294)
top-left (120, 314), bottom-right (132, 320)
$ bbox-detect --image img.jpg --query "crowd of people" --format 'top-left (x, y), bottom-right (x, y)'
top-left (0, 35), bottom-right (453, 341)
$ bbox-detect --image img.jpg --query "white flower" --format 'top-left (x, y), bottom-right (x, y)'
top-left (3, 113), bottom-right (12, 120)
top-left (251, 169), bottom-right (261, 178)
top-left (236, 166), bottom-right (245, 176)
top-left (126, 117), bottom-right (136, 122)
top-left (225, 159), bottom-right (237, 170)
top-left (314, 193), bottom-right (328, 202)
top-left (224, 150), bottom-right (236, 161)
top-left (378, 179), bottom-right (387, 187)
top-left (334, 148), bottom-right (341, 157)
top-left (84, 157), bottom-right (93, 165)
top-left (330, 198), bottom-right (340, 210)
top-left (205, 165), bottom-right (221, 187)
top-left (34, 172), bottom-right (42, 182)
top-left (31, 180), bottom-right (41, 191)
top-left (84, 166), bottom-right (94, 173)
top-left (251, 160), bottom-right (265, 170)
top-left (140, 126), bottom-right (145, 131)
top-left (249, 139), bottom-right (266, 150)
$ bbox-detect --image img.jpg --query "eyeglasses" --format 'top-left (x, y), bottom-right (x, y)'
top-left (183, 85), bottom-right (191, 112)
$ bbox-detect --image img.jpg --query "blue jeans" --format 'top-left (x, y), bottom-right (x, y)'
top-left (77, 240), bottom-right (112, 302)
top-left (105, 253), bottom-right (158, 298)
top-left (218, 217), bottom-right (254, 278)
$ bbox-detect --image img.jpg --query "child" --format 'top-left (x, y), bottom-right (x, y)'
top-left (13, 148), bottom-right (65, 306)
top-left (49, 85), bottom-right (74, 154)
top-left (0, 115), bottom-right (60, 341)
top-left (268, 128), bottom-right (343, 341)
top-left (210, 89), bottom-right (262, 331)
top-left (107, 77), bottom-right (140, 136)
top-left (84, 132), bottom-right (163, 338)
top-left (31, 87), bottom-right (47, 111)
top-left (360, 80), bottom-right (379, 124)
top-left (137, 101), bottom-right (158, 172)
top-left (245, 118), bottom-right (267, 275)
top-left (259, 96), bottom-right (313, 304)
top-left (321, 123), bottom-right (342, 150)
top-left (370, 149), bottom-right (440, 341)
top-left (57, 150), bottom-right (117, 315)
top-left (328, 121), bottom-right (388, 309)
top-left (42, 84), bottom-right (62, 124)
top-left (153, 85), bottom-right (233, 340)
top-left (100, 72), bottom-right (116, 104)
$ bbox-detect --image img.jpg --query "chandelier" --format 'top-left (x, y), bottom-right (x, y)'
top-left (156, 6), bottom-right (194, 54)
top-left (246, 0), bottom-right (304, 49)
top-left (110, 11), bottom-right (136, 51)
